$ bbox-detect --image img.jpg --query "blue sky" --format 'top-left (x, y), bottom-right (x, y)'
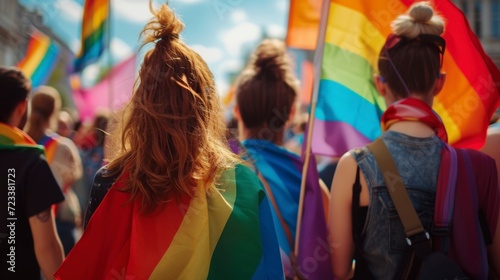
top-left (20, 0), bottom-right (289, 95)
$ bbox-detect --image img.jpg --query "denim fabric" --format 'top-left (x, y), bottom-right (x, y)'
top-left (352, 131), bottom-right (442, 280)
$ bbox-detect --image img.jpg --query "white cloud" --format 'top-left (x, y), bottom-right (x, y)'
top-left (266, 24), bottom-right (286, 39)
top-left (36, 0), bottom-right (81, 24)
top-left (191, 45), bottom-right (223, 64)
top-left (112, 0), bottom-right (152, 23)
top-left (81, 63), bottom-right (100, 87)
top-left (219, 59), bottom-right (244, 73)
top-left (111, 38), bottom-right (134, 61)
top-left (220, 22), bottom-right (261, 57)
top-left (230, 9), bottom-right (247, 23)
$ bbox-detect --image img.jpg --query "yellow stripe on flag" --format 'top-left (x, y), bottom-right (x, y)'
top-left (326, 3), bottom-right (386, 71)
top-left (150, 169), bottom-right (237, 279)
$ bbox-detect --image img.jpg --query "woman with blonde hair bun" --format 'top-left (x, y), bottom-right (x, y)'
top-left (55, 2), bottom-right (283, 279)
top-left (328, 2), bottom-right (500, 279)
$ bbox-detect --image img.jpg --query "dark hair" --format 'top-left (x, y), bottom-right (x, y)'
top-left (235, 39), bottom-right (299, 144)
top-left (378, 2), bottom-right (445, 98)
top-left (0, 67), bottom-right (31, 123)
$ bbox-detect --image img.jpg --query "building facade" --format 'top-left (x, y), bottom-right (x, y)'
top-left (454, 0), bottom-right (500, 67)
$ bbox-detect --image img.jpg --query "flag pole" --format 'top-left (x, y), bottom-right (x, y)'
top-left (107, 0), bottom-right (113, 109)
top-left (293, 0), bottom-right (331, 269)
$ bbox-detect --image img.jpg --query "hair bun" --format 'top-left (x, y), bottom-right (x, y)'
top-left (391, 1), bottom-right (444, 39)
top-left (142, 3), bottom-right (184, 45)
top-left (409, 2), bottom-right (434, 23)
top-left (251, 39), bottom-right (289, 80)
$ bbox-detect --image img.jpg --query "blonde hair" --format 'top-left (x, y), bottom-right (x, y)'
top-left (26, 86), bottom-right (61, 142)
top-left (106, 2), bottom-right (240, 213)
top-left (391, 1), bottom-right (445, 38)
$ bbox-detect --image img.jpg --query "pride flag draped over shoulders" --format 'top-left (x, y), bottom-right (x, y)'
top-left (16, 31), bottom-right (60, 89)
top-left (312, 0), bottom-right (500, 156)
top-left (243, 139), bottom-right (333, 279)
top-left (0, 123), bottom-right (44, 154)
top-left (54, 164), bottom-right (283, 280)
top-left (74, 0), bottom-right (109, 72)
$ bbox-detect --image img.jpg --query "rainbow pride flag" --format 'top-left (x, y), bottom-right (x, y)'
top-left (243, 139), bottom-right (333, 279)
top-left (38, 133), bottom-right (60, 163)
top-left (74, 0), bottom-right (109, 72)
top-left (55, 164), bottom-right (283, 279)
top-left (0, 123), bottom-right (44, 154)
top-left (286, 0), bottom-right (323, 50)
top-left (312, 0), bottom-right (500, 156)
top-left (16, 31), bottom-right (60, 89)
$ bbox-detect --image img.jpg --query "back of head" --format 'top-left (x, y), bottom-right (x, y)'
top-left (235, 39), bottom-right (299, 144)
top-left (0, 67), bottom-right (31, 124)
top-left (92, 109), bottom-right (110, 147)
top-left (107, 2), bottom-right (239, 213)
top-left (378, 1), bottom-right (445, 98)
top-left (26, 86), bottom-right (61, 141)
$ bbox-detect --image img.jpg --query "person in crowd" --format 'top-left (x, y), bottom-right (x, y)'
top-left (328, 2), bottom-right (500, 279)
top-left (74, 110), bottom-right (110, 217)
top-left (55, 3), bottom-right (283, 279)
top-left (57, 111), bottom-right (75, 139)
top-left (234, 38), bottom-right (330, 278)
top-left (25, 86), bottom-right (83, 256)
top-left (0, 67), bottom-right (65, 279)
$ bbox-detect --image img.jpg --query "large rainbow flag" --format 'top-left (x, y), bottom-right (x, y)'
top-left (74, 0), bottom-right (109, 72)
top-left (16, 31), bottom-right (60, 89)
top-left (54, 164), bottom-right (284, 279)
top-left (311, 0), bottom-right (500, 156)
top-left (243, 139), bottom-right (333, 279)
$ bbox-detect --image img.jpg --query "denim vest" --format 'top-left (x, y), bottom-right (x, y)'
top-left (352, 131), bottom-right (442, 279)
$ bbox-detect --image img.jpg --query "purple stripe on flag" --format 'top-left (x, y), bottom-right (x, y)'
top-left (295, 155), bottom-right (334, 279)
top-left (311, 119), bottom-right (373, 156)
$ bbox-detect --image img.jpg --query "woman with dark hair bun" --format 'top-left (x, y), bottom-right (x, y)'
top-left (328, 2), bottom-right (500, 279)
top-left (55, 2), bottom-right (283, 279)
top-left (234, 39), bottom-right (330, 279)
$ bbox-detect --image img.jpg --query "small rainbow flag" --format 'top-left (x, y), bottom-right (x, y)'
top-left (311, 0), bottom-right (500, 156)
top-left (55, 164), bottom-right (284, 279)
top-left (74, 0), bottom-right (109, 72)
top-left (16, 31), bottom-right (60, 89)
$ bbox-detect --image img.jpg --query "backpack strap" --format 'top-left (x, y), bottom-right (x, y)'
top-left (367, 138), bottom-right (432, 260)
top-left (432, 143), bottom-right (458, 254)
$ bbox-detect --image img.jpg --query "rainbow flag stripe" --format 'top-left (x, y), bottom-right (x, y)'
top-left (74, 0), bottom-right (109, 72)
top-left (312, 0), bottom-right (500, 156)
top-left (38, 134), bottom-right (60, 163)
top-left (54, 164), bottom-right (283, 279)
top-left (0, 123), bottom-right (44, 154)
top-left (16, 31), bottom-right (60, 89)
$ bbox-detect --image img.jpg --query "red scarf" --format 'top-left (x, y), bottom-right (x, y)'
top-left (381, 98), bottom-right (448, 142)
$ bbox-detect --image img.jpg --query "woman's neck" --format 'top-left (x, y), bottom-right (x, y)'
top-left (388, 121), bottom-right (435, 138)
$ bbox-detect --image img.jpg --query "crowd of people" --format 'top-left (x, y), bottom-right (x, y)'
top-left (1, 1), bottom-right (499, 279)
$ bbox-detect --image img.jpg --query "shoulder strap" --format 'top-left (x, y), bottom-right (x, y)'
top-left (432, 143), bottom-right (458, 254)
top-left (258, 173), bottom-right (294, 249)
top-left (367, 138), bottom-right (431, 259)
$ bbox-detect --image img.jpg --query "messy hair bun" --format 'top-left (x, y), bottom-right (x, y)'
top-left (391, 1), bottom-right (444, 39)
top-left (142, 2), bottom-right (184, 45)
top-left (251, 39), bottom-right (291, 80)
top-left (235, 39), bottom-right (299, 144)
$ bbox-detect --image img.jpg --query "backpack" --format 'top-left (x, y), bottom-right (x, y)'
top-left (367, 138), bottom-right (467, 280)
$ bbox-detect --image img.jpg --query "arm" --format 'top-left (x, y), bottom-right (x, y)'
top-left (328, 153), bottom-right (357, 280)
top-left (29, 208), bottom-right (64, 280)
